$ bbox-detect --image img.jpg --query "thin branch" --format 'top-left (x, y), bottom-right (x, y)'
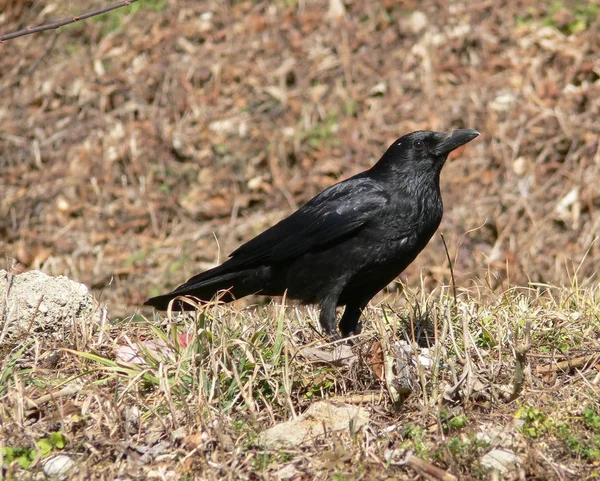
top-left (536, 353), bottom-right (600, 375)
top-left (509, 320), bottom-right (531, 401)
top-left (440, 233), bottom-right (458, 308)
top-left (405, 454), bottom-right (458, 481)
top-left (0, 32), bottom-right (58, 93)
top-left (0, 0), bottom-right (138, 42)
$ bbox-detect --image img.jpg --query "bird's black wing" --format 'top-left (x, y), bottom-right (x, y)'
top-left (167, 177), bottom-right (391, 294)
top-left (228, 176), bottom-right (390, 266)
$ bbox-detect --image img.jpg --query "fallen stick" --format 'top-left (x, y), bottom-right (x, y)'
top-left (406, 454), bottom-right (458, 481)
top-left (536, 353), bottom-right (600, 375)
top-left (25, 382), bottom-right (83, 408)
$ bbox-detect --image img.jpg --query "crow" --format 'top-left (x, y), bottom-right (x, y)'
top-left (145, 129), bottom-right (479, 339)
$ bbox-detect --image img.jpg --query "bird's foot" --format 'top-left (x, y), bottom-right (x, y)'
top-left (323, 329), bottom-right (344, 344)
top-left (340, 321), bottom-right (362, 344)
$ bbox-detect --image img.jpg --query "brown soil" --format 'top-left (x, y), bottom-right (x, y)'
top-left (1, 1), bottom-right (598, 318)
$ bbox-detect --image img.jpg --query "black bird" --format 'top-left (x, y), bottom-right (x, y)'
top-left (145, 129), bottom-right (479, 339)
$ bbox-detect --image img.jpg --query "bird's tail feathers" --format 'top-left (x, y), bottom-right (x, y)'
top-left (145, 267), bottom-right (261, 311)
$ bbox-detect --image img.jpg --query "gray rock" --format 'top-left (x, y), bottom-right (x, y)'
top-left (42, 454), bottom-right (74, 479)
top-left (481, 448), bottom-right (523, 474)
top-left (259, 401), bottom-right (369, 449)
top-left (398, 11), bottom-right (428, 35)
top-left (0, 269), bottom-right (99, 340)
top-left (275, 463), bottom-right (299, 480)
top-left (476, 422), bottom-right (521, 449)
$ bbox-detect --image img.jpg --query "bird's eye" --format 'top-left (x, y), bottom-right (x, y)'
top-left (414, 140), bottom-right (425, 150)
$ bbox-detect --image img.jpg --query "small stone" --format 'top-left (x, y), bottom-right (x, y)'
top-left (56, 196), bottom-right (70, 212)
top-left (490, 91), bottom-right (516, 112)
top-left (259, 401), bottom-right (369, 449)
top-left (399, 11), bottom-right (428, 34)
top-left (171, 427), bottom-right (187, 442)
top-left (43, 455), bottom-right (74, 479)
top-left (481, 449), bottom-right (522, 474)
top-left (276, 464), bottom-right (299, 480)
top-left (384, 448), bottom-right (407, 465)
top-left (369, 82), bottom-right (387, 96)
top-left (209, 118), bottom-right (236, 134)
top-left (328, 0), bottom-right (345, 19)
top-left (248, 176), bottom-right (263, 191)
top-left (512, 157), bottom-right (527, 176)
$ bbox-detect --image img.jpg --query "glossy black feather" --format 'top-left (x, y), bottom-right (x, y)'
top-left (145, 129), bottom-right (479, 338)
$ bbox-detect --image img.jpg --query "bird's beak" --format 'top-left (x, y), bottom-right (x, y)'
top-left (433, 129), bottom-right (480, 156)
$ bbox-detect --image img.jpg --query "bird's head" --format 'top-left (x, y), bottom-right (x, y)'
top-left (372, 129), bottom-right (480, 177)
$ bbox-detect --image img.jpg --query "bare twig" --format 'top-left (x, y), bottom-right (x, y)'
top-left (405, 454), bottom-right (458, 481)
top-left (536, 353), bottom-right (600, 375)
top-left (440, 233), bottom-right (458, 308)
top-left (0, 33), bottom-right (58, 93)
top-left (441, 233), bottom-right (466, 372)
top-left (26, 295), bottom-right (45, 334)
top-left (0, 0), bottom-right (138, 42)
top-left (509, 320), bottom-right (531, 401)
top-left (458, 303), bottom-right (476, 398)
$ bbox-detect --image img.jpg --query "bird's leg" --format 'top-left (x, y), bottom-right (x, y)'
top-left (339, 303), bottom-right (365, 339)
top-left (319, 295), bottom-right (341, 340)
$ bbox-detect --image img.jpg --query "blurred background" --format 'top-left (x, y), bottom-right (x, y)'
top-left (1, 0), bottom-right (598, 317)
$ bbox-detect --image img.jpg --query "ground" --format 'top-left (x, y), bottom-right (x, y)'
top-left (0, 1), bottom-right (599, 480)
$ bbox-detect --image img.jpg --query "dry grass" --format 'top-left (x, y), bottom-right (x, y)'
top-left (1, 0), bottom-right (600, 479)
top-left (1, 283), bottom-right (600, 480)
